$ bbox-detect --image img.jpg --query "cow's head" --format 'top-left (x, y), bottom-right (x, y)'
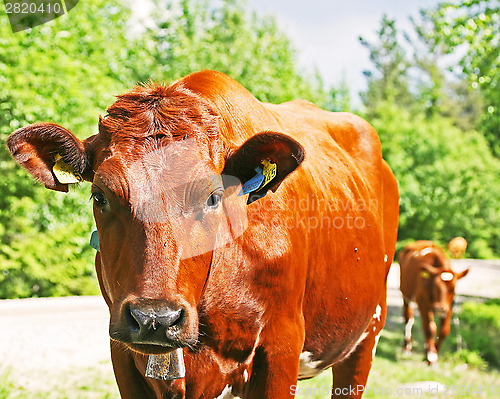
top-left (418, 263), bottom-right (469, 317)
top-left (447, 236), bottom-right (468, 259)
top-left (7, 81), bottom-right (304, 354)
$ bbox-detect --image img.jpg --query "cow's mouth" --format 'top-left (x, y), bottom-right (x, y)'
top-left (110, 333), bottom-right (198, 355)
top-left (110, 331), bottom-right (198, 355)
top-left (127, 342), bottom-right (179, 355)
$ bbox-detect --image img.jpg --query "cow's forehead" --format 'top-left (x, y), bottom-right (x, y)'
top-left (126, 138), bottom-right (216, 189)
top-left (96, 138), bottom-right (223, 222)
top-left (99, 82), bottom-right (220, 144)
top-left (129, 139), bottom-right (222, 222)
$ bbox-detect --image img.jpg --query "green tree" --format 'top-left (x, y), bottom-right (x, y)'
top-left (408, 9), bottom-right (484, 128)
top-left (362, 13), bottom-right (500, 258)
top-left (371, 102), bottom-right (500, 258)
top-left (148, 0), bottom-right (331, 106)
top-left (359, 15), bottom-right (413, 118)
top-left (0, 0), bottom-right (145, 298)
top-left (423, 0), bottom-right (500, 155)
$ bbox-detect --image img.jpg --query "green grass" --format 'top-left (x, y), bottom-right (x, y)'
top-left (0, 362), bottom-right (119, 399)
top-left (297, 303), bottom-right (500, 398)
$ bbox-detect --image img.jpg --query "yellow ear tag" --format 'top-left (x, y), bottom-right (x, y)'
top-left (53, 154), bottom-right (83, 184)
top-left (260, 159), bottom-right (277, 188)
top-left (420, 270), bottom-right (430, 279)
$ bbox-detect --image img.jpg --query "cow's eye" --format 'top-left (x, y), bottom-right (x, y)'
top-left (92, 191), bottom-right (108, 208)
top-left (205, 190), bottom-right (223, 209)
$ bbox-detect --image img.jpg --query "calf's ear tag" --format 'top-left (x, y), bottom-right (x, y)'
top-left (90, 230), bottom-right (100, 251)
top-left (52, 154), bottom-right (83, 184)
top-left (145, 349), bottom-right (186, 380)
top-left (238, 159), bottom-right (277, 198)
top-left (420, 270), bottom-right (430, 279)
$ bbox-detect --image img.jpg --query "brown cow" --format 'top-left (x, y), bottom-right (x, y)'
top-left (7, 70), bottom-right (399, 398)
top-left (447, 237), bottom-right (468, 259)
top-left (399, 241), bottom-right (469, 364)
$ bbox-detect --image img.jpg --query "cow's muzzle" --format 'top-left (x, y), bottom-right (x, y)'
top-left (433, 304), bottom-right (449, 319)
top-left (111, 298), bottom-right (197, 354)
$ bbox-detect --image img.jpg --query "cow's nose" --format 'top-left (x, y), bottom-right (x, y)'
top-left (434, 305), bottom-right (448, 318)
top-left (125, 301), bottom-right (186, 345)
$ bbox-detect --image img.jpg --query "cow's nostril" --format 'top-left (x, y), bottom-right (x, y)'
top-left (125, 304), bottom-right (141, 334)
top-left (158, 307), bottom-right (183, 330)
top-left (130, 306), bottom-right (155, 330)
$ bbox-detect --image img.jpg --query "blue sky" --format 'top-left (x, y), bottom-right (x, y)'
top-left (248, 0), bottom-right (442, 99)
top-left (131, 0), bottom-right (443, 101)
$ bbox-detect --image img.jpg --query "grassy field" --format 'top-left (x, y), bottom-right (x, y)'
top-left (1, 303), bottom-right (499, 398)
top-left (0, 364), bottom-right (118, 399)
top-left (297, 303), bottom-right (500, 398)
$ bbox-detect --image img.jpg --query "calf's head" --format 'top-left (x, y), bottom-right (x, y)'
top-left (7, 81), bottom-right (304, 354)
top-left (418, 263), bottom-right (469, 316)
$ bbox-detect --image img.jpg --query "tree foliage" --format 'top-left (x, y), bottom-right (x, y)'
top-left (420, 0), bottom-right (500, 155)
top-left (361, 9), bottom-right (500, 258)
top-left (371, 102), bottom-right (500, 258)
top-left (359, 15), bottom-right (413, 118)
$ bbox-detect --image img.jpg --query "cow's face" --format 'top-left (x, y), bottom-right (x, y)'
top-left (419, 264), bottom-right (469, 316)
top-left (92, 139), bottom-right (238, 354)
top-left (7, 82), bottom-right (304, 355)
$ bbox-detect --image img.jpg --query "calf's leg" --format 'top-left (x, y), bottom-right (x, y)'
top-left (402, 299), bottom-right (414, 354)
top-left (435, 310), bottom-right (453, 353)
top-left (417, 304), bottom-right (438, 364)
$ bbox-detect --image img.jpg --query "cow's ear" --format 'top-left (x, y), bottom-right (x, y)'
top-left (457, 268), bottom-right (469, 280)
top-left (7, 122), bottom-right (95, 192)
top-left (223, 132), bottom-right (305, 204)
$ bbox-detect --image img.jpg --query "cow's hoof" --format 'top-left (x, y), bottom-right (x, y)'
top-left (426, 351), bottom-right (438, 365)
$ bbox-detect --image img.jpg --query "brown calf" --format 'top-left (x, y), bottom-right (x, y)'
top-left (399, 241), bottom-right (469, 364)
top-left (447, 237), bottom-right (468, 259)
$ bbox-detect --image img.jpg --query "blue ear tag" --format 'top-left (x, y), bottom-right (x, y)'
top-left (238, 167), bottom-right (265, 196)
top-left (237, 160), bottom-right (278, 204)
top-left (90, 230), bottom-right (100, 251)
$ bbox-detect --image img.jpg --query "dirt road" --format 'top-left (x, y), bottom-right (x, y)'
top-left (1, 260), bottom-right (498, 390)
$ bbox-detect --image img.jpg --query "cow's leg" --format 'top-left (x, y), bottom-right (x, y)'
top-left (331, 300), bottom-right (386, 399)
top-left (435, 310), bottom-right (452, 353)
top-left (403, 299), bottom-right (414, 354)
top-left (245, 317), bottom-right (304, 399)
top-left (417, 304), bottom-right (438, 364)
